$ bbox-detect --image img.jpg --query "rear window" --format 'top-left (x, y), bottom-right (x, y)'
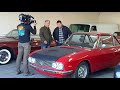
top-left (69, 24), bottom-right (90, 33)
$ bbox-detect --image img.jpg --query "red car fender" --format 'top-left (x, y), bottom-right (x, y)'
top-left (56, 52), bottom-right (91, 72)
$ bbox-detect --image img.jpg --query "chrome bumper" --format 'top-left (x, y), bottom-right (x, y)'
top-left (30, 64), bottom-right (73, 75)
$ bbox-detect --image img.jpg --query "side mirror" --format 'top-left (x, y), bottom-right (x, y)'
top-left (102, 44), bottom-right (106, 48)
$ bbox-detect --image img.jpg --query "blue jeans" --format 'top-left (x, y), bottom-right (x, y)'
top-left (41, 43), bottom-right (50, 49)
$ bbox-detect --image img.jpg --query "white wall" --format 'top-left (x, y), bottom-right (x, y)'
top-left (2, 12), bottom-right (120, 35)
top-left (99, 12), bottom-right (120, 31)
top-left (0, 12), bottom-right (99, 35)
top-left (99, 12), bottom-right (120, 24)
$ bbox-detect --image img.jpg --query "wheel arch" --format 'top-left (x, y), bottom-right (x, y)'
top-left (71, 60), bottom-right (91, 78)
top-left (78, 60), bottom-right (91, 73)
top-left (0, 46), bottom-right (16, 59)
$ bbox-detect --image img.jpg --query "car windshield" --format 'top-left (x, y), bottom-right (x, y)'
top-left (64, 34), bottom-right (98, 48)
top-left (6, 29), bottom-right (40, 39)
top-left (6, 29), bottom-right (18, 39)
top-left (69, 24), bottom-right (90, 33)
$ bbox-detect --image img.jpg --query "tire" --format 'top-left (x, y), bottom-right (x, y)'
top-left (72, 62), bottom-right (90, 78)
top-left (0, 49), bottom-right (12, 65)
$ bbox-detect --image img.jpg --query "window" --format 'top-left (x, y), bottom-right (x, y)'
top-left (69, 24), bottom-right (90, 33)
top-left (98, 36), bottom-right (114, 48)
top-left (65, 34), bottom-right (98, 48)
top-left (7, 30), bottom-right (18, 37)
top-left (11, 30), bottom-right (18, 37)
top-left (71, 35), bottom-right (83, 42)
top-left (114, 36), bottom-right (120, 46)
top-left (71, 34), bottom-right (90, 43)
top-left (91, 26), bottom-right (97, 31)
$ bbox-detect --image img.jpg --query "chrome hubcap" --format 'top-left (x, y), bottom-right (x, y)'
top-left (0, 51), bottom-right (9, 62)
top-left (78, 65), bottom-right (88, 78)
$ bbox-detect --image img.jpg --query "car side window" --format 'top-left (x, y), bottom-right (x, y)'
top-left (114, 37), bottom-right (120, 46)
top-left (98, 36), bottom-right (114, 48)
top-left (91, 26), bottom-right (97, 32)
top-left (11, 30), bottom-right (18, 37)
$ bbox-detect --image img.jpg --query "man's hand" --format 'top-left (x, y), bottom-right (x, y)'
top-left (33, 22), bottom-right (37, 26)
top-left (55, 40), bottom-right (58, 42)
top-left (31, 22), bottom-right (37, 27)
top-left (50, 40), bottom-right (56, 47)
top-left (51, 41), bottom-right (56, 44)
top-left (44, 40), bottom-right (47, 44)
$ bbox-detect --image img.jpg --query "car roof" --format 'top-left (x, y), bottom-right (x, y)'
top-left (73, 31), bottom-right (111, 36)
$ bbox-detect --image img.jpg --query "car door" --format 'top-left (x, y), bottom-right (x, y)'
top-left (97, 35), bottom-right (117, 68)
top-left (111, 36), bottom-right (120, 65)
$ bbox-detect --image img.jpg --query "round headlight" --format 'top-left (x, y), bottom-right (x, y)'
top-left (52, 62), bottom-right (64, 70)
top-left (28, 57), bottom-right (32, 62)
top-left (57, 63), bottom-right (64, 70)
top-left (31, 58), bottom-right (36, 63)
top-left (52, 62), bottom-right (57, 68)
top-left (28, 57), bottom-right (36, 63)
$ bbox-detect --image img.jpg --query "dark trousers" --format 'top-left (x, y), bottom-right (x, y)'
top-left (56, 42), bottom-right (63, 46)
top-left (16, 42), bottom-right (31, 74)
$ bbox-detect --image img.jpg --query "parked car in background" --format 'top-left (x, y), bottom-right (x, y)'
top-left (69, 23), bottom-right (119, 34)
top-left (0, 29), bottom-right (40, 65)
top-left (28, 32), bottom-right (120, 78)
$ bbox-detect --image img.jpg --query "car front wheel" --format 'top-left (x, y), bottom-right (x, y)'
top-left (72, 62), bottom-right (89, 78)
top-left (0, 49), bottom-right (12, 65)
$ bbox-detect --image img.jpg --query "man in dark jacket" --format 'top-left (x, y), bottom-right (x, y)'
top-left (39, 20), bottom-right (53, 48)
top-left (53, 20), bottom-right (72, 46)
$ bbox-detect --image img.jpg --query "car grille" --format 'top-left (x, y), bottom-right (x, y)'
top-left (36, 59), bottom-right (53, 67)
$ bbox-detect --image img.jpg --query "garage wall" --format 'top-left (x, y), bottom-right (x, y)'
top-left (0, 12), bottom-right (99, 35)
top-left (1, 12), bottom-right (120, 36)
top-left (99, 12), bottom-right (120, 31)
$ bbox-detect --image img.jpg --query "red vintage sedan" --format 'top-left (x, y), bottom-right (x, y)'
top-left (0, 29), bottom-right (40, 65)
top-left (28, 32), bottom-right (120, 78)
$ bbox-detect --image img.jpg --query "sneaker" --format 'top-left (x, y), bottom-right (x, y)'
top-left (23, 72), bottom-right (34, 76)
top-left (16, 71), bottom-right (22, 75)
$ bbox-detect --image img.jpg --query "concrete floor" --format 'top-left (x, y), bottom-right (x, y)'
top-left (0, 60), bottom-right (114, 78)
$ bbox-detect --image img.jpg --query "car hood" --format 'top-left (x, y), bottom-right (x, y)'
top-left (0, 37), bottom-right (17, 42)
top-left (31, 46), bottom-right (82, 61)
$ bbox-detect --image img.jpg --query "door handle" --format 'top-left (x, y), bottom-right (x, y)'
top-left (111, 48), bottom-right (118, 52)
top-left (111, 48), bottom-right (116, 50)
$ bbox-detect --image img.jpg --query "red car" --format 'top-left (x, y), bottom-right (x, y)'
top-left (0, 29), bottom-right (40, 65)
top-left (28, 32), bottom-right (120, 78)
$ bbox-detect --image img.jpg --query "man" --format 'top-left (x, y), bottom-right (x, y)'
top-left (39, 20), bottom-right (53, 48)
top-left (53, 20), bottom-right (72, 46)
top-left (16, 14), bottom-right (37, 76)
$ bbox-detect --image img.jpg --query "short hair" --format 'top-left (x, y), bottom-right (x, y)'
top-left (45, 20), bottom-right (50, 22)
top-left (57, 20), bottom-right (62, 24)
